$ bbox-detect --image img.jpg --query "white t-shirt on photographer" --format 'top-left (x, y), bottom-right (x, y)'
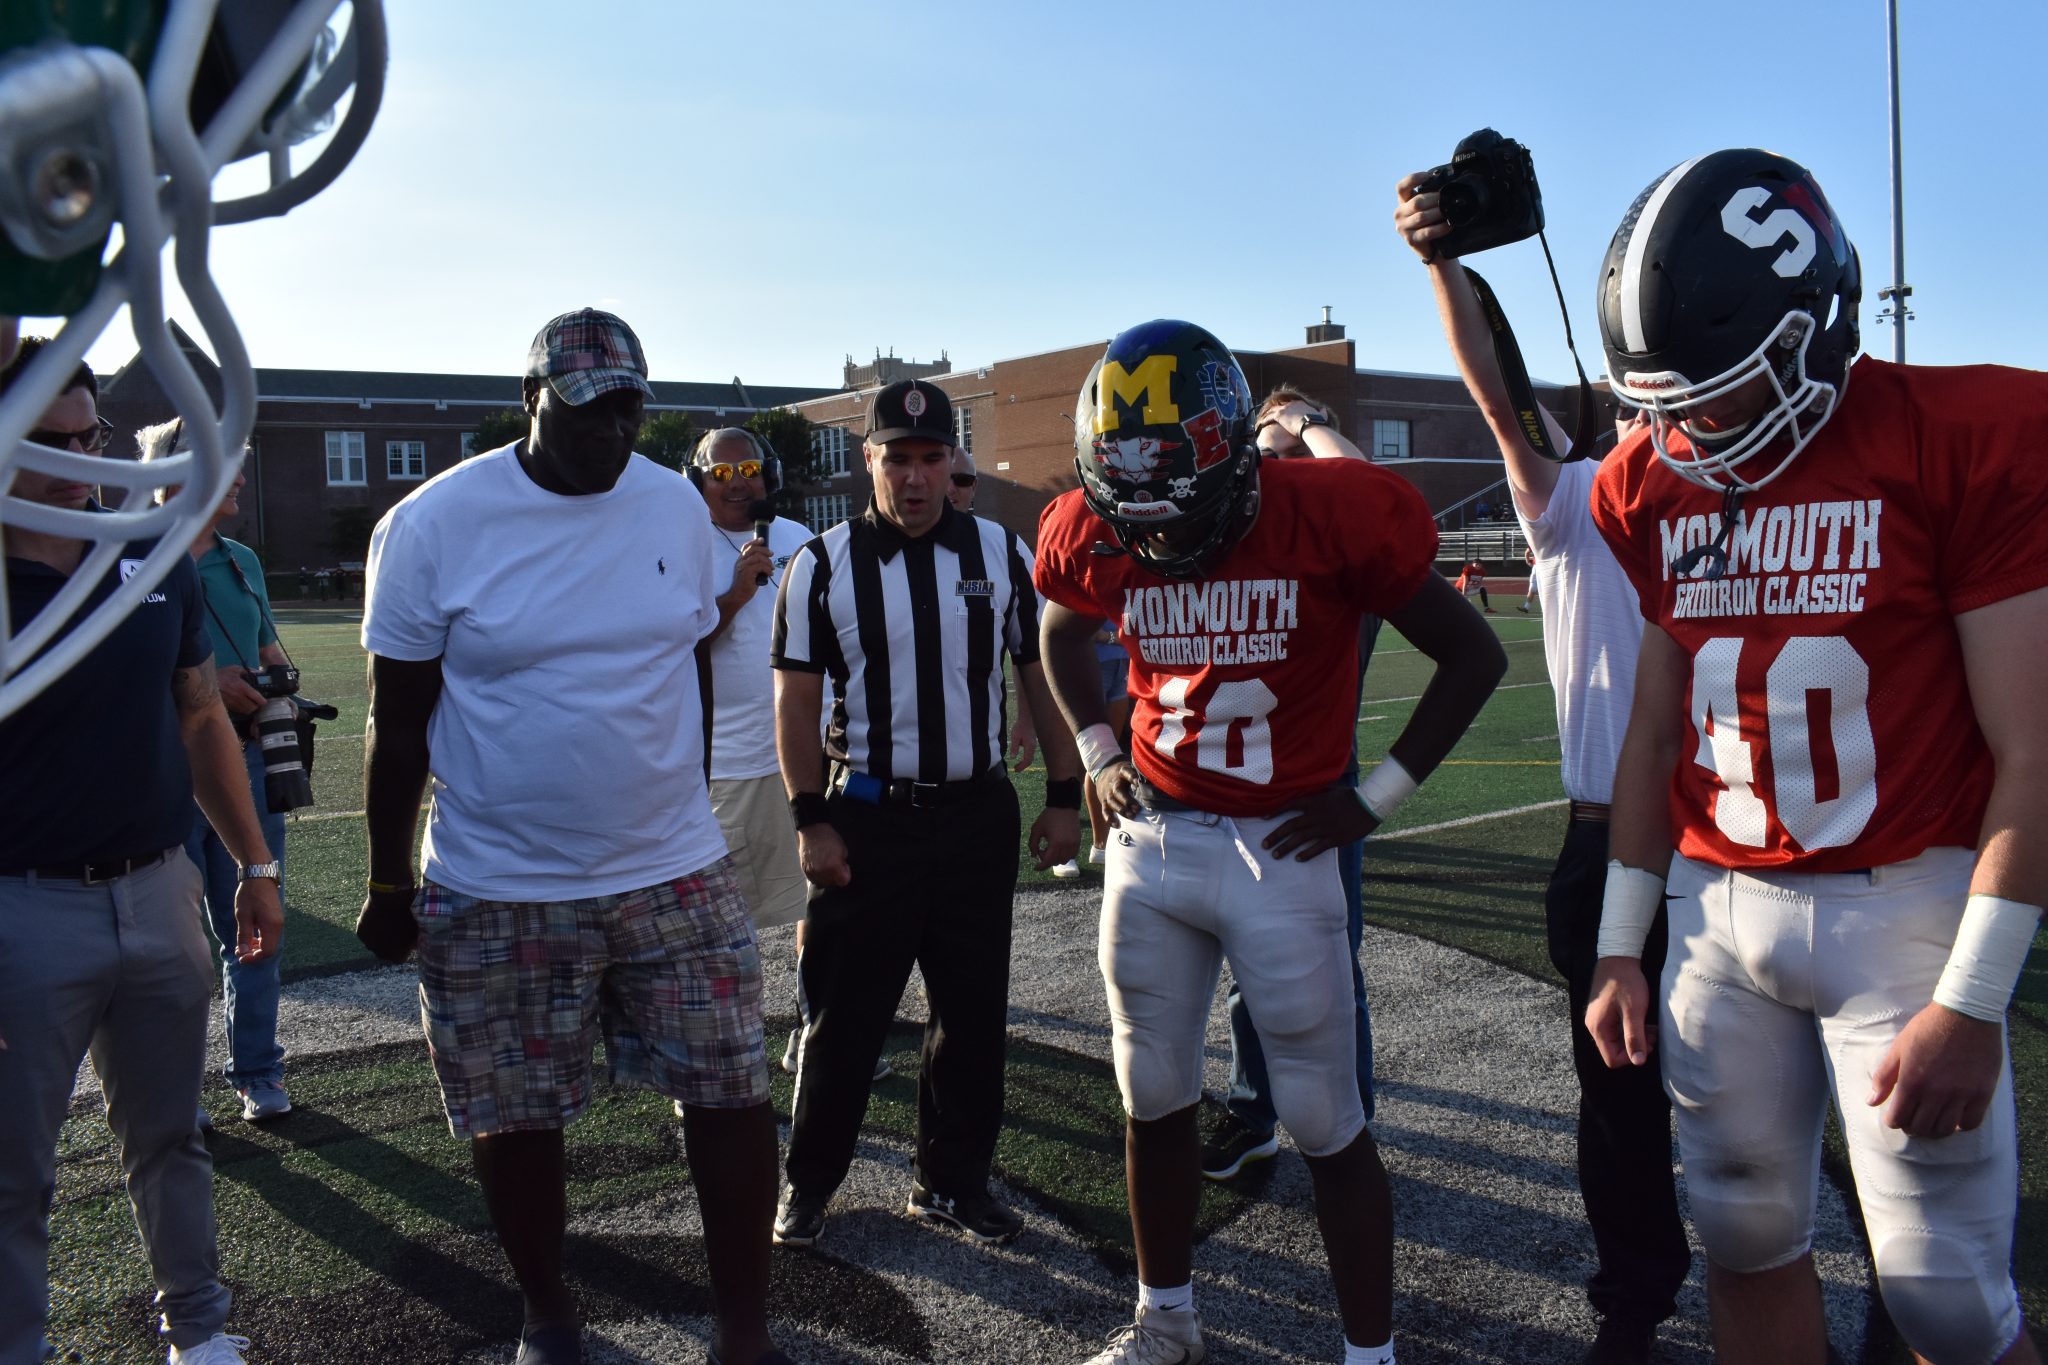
top-left (363, 444), bottom-right (728, 901)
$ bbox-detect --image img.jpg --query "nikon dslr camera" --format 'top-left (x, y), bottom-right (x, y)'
top-left (1416, 128), bottom-right (1543, 259)
top-left (246, 663), bottom-right (314, 813)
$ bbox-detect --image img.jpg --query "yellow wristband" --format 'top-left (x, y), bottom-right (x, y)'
top-left (366, 879), bottom-right (412, 895)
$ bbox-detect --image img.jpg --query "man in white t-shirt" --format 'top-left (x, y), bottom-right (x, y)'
top-left (355, 311), bottom-right (788, 1365)
top-left (695, 426), bottom-right (813, 935)
top-left (1396, 175), bottom-right (1684, 1365)
top-left (691, 427), bottom-right (891, 1084)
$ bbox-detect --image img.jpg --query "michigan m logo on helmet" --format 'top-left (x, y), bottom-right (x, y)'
top-left (1597, 149), bottom-right (1861, 494)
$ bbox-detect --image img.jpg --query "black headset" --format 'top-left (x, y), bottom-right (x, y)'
top-left (687, 427), bottom-right (781, 494)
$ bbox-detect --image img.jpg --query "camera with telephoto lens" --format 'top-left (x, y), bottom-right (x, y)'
top-left (1416, 128), bottom-right (1544, 259)
top-left (245, 663), bottom-right (314, 813)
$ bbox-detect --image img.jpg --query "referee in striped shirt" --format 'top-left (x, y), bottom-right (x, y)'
top-left (770, 378), bottom-right (1081, 1249)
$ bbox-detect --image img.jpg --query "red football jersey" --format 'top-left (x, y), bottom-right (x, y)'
top-left (1592, 357), bottom-right (2048, 872)
top-left (1036, 458), bottom-right (1438, 815)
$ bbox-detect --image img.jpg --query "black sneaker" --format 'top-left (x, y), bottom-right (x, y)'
top-left (1582, 1316), bottom-right (1654, 1365)
top-left (905, 1182), bottom-right (1022, 1244)
top-left (772, 1186), bottom-right (827, 1247)
top-left (1199, 1116), bottom-right (1279, 1181)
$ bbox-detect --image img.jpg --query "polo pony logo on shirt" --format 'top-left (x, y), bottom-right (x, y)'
top-left (658, 558), bottom-right (666, 575)
top-left (117, 558), bottom-right (167, 604)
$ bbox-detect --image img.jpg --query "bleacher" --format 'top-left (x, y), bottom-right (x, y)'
top-left (1432, 476), bottom-right (1528, 568)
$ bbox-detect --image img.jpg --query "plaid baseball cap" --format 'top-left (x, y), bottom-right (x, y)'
top-left (866, 379), bottom-right (955, 446)
top-left (525, 308), bottom-right (656, 406)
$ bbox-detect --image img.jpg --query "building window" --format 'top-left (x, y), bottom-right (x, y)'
top-left (804, 494), bottom-right (852, 531)
top-left (459, 431), bottom-right (478, 459)
top-left (812, 425), bottom-right (848, 477)
top-left (386, 440), bottom-right (426, 480)
top-left (954, 405), bottom-right (973, 455)
top-left (325, 430), bottom-right (366, 485)
top-left (1372, 418), bottom-right (1411, 459)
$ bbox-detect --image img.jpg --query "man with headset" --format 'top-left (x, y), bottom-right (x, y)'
top-left (690, 427), bottom-right (882, 1081)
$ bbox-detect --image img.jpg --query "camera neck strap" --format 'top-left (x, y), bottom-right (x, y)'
top-left (203, 531), bottom-right (297, 673)
top-left (1462, 240), bottom-right (1601, 463)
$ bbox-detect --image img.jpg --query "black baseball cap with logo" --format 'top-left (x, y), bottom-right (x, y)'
top-left (866, 378), bottom-right (955, 446)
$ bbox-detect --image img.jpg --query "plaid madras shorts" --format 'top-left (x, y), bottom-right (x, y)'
top-left (415, 858), bottom-right (767, 1136)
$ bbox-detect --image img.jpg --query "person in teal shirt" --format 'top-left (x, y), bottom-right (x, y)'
top-left (140, 420), bottom-right (293, 1123)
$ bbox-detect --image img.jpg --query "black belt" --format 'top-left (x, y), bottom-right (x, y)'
top-left (1569, 800), bottom-right (1611, 823)
top-left (5, 849), bottom-right (172, 885)
top-left (832, 764), bottom-right (1006, 811)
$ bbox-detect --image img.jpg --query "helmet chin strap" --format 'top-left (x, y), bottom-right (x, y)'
top-left (1671, 483), bottom-right (1746, 581)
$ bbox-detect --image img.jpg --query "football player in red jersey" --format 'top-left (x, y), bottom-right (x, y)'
top-left (1583, 150), bottom-right (2048, 1365)
top-left (1036, 320), bottom-right (1505, 1365)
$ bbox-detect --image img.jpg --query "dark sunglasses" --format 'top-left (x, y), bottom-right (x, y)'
top-left (704, 459), bottom-right (764, 482)
top-left (26, 416), bottom-right (115, 453)
top-left (950, 472), bottom-right (977, 488)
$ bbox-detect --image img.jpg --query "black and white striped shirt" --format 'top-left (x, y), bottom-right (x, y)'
top-left (772, 503), bottom-right (1040, 783)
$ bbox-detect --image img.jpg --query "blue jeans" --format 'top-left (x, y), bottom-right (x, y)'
top-left (182, 739), bottom-right (287, 1091)
top-left (1225, 835), bottom-right (1372, 1134)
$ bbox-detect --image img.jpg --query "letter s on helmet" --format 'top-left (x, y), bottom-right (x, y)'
top-left (1598, 149), bottom-right (1860, 493)
top-left (0, 0), bottom-right (387, 720)
top-left (1072, 319), bottom-right (1259, 581)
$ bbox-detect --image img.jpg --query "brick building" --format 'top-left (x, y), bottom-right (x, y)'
top-left (784, 313), bottom-right (1585, 551)
top-left (96, 324), bottom-right (830, 577)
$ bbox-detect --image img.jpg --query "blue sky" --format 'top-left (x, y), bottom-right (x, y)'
top-left (75, 0), bottom-right (2048, 390)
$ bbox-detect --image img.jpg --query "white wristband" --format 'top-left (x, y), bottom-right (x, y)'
top-left (1075, 723), bottom-right (1125, 779)
top-left (1356, 755), bottom-right (1418, 823)
top-left (1933, 893), bottom-right (2042, 1023)
top-left (1595, 860), bottom-right (1666, 960)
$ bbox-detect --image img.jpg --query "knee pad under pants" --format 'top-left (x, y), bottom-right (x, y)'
top-left (1100, 807), bottom-right (1363, 1155)
top-left (1661, 850), bottom-right (2022, 1360)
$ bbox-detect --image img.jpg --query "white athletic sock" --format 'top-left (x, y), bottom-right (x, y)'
top-left (1343, 1338), bottom-right (1393, 1365)
top-left (1136, 1280), bottom-right (1195, 1318)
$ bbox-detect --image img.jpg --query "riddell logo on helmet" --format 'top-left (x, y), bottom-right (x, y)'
top-left (1116, 500), bottom-right (1179, 521)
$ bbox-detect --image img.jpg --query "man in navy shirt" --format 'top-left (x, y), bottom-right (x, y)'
top-left (0, 340), bottom-right (283, 1365)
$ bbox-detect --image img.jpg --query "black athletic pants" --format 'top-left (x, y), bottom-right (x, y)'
top-left (1545, 815), bottom-right (1690, 1326)
top-left (785, 778), bottom-right (1021, 1201)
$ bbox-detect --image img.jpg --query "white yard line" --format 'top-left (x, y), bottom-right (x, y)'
top-left (1380, 798), bottom-right (1569, 840)
top-left (1363, 679), bottom-right (1551, 710)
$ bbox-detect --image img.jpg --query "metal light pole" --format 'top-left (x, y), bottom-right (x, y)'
top-left (1877, 0), bottom-right (1913, 359)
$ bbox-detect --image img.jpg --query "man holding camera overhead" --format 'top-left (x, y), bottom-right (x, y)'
top-left (139, 418), bottom-right (297, 1125)
top-left (1396, 147), bottom-right (1683, 1365)
top-left (0, 341), bottom-right (281, 1364)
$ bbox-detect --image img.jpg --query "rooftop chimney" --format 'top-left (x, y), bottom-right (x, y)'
top-left (1306, 305), bottom-right (1345, 344)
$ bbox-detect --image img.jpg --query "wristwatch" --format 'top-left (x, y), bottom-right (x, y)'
top-left (1295, 410), bottom-right (1335, 439)
top-left (238, 861), bottom-right (283, 883)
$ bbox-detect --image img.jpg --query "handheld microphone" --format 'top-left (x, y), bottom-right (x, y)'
top-left (747, 499), bottom-right (775, 585)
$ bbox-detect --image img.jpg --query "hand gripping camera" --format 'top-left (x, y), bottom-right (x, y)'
top-left (1415, 128), bottom-right (1544, 259)
top-left (246, 664), bottom-right (314, 813)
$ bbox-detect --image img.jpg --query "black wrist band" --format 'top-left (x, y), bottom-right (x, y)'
top-left (790, 791), bottom-right (832, 829)
top-left (1043, 777), bottom-right (1082, 810)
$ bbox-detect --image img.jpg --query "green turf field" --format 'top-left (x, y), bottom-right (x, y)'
top-left (43, 607), bottom-right (2044, 1359)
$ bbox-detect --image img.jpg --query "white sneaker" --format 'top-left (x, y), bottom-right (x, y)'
top-left (781, 1027), bottom-right (803, 1075)
top-left (1051, 858), bottom-right (1082, 879)
top-left (1080, 1309), bottom-right (1203, 1364)
top-left (1088, 845), bottom-right (1107, 865)
top-left (168, 1333), bottom-right (250, 1364)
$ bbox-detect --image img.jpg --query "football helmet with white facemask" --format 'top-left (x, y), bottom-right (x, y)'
top-left (1072, 319), bottom-right (1260, 581)
top-left (1598, 149), bottom-right (1860, 493)
top-left (0, 0), bottom-right (386, 720)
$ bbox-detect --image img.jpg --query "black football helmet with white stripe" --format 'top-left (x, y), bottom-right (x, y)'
top-left (1597, 150), bottom-right (1860, 491)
